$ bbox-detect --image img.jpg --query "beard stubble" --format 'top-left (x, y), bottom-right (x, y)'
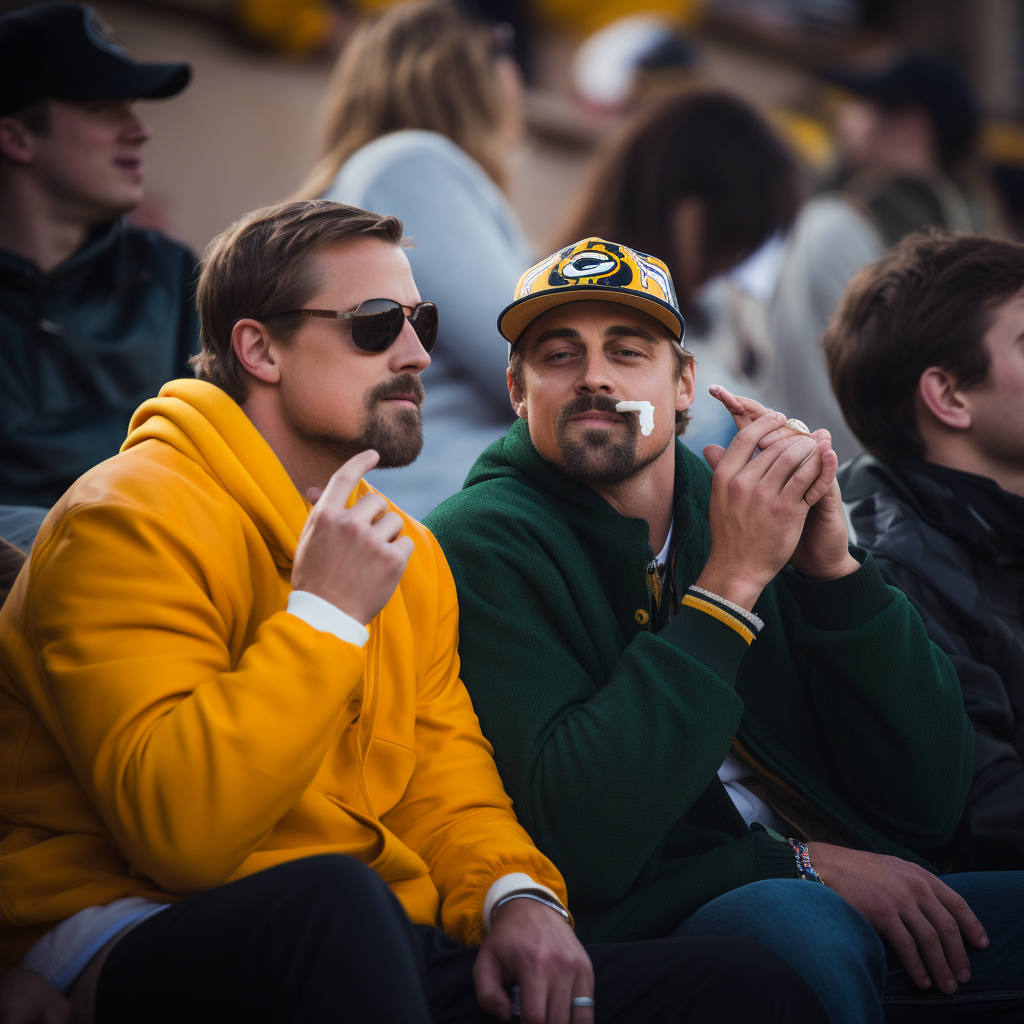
top-left (555, 394), bottom-right (669, 485)
top-left (299, 373), bottom-right (426, 470)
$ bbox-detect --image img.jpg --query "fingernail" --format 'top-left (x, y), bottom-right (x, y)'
top-left (958, 970), bottom-right (971, 983)
top-left (921, 978), bottom-right (931, 989)
top-left (943, 980), bottom-right (957, 993)
top-left (979, 934), bottom-right (989, 948)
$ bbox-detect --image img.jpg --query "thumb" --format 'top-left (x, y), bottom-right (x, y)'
top-left (703, 444), bottom-right (727, 470)
top-left (473, 947), bottom-right (513, 1021)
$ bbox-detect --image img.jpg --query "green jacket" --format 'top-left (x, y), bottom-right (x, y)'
top-left (425, 420), bottom-right (973, 942)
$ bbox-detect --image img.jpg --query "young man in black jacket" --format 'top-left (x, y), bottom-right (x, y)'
top-left (826, 230), bottom-right (1024, 871)
top-left (0, 4), bottom-right (197, 529)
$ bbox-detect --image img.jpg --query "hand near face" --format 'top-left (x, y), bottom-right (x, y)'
top-left (699, 387), bottom-right (858, 609)
top-left (473, 898), bottom-right (594, 1024)
top-left (292, 450), bottom-right (414, 625)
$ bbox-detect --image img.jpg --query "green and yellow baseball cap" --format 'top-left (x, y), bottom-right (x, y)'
top-left (498, 237), bottom-right (685, 346)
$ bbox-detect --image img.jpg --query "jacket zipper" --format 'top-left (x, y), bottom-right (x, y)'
top-left (730, 737), bottom-right (805, 803)
top-left (354, 622), bottom-right (383, 817)
top-left (646, 559), bottom-right (661, 611)
top-left (731, 736), bottom-right (869, 849)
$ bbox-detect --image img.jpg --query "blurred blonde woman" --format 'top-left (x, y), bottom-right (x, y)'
top-left (296, 1), bottom-right (529, 518)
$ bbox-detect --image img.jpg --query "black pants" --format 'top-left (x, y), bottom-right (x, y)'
top-left (95, 855), bottom-right (826, 1024)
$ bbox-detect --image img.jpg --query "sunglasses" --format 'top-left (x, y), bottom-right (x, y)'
top-left (290, 299), bottom-right (438, 353)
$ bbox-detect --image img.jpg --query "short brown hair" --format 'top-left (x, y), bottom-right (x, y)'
top-left (823, 231), bottom-right (1024, 462)
top-left (508, 330), bottom-right (694, 436)
top-left (191, 200), bottom-right (404, 401)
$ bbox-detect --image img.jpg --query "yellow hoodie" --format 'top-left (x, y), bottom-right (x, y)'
top-left (0, 380), bottom-right (564, 969)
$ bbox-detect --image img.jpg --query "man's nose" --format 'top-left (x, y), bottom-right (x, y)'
top-left (124, 105), bottom-right (152, 145)
top-left (577, 352), bottom-right (613, 393)
top-left (388, 318), bottom-right (431, 374)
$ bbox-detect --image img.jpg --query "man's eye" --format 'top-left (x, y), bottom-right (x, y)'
top-left (615, 347), bottom-right (643, 358)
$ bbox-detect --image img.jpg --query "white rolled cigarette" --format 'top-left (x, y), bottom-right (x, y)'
top-left (615, 401), bottom-right (655, 436)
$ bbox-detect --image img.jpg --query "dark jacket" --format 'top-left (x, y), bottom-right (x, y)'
top-left (840, 454), bottom-right (1024, 871)
top-left (0, 220), bottom-right (199, 507)
top-left (424, 420), bottom-right (973, 941)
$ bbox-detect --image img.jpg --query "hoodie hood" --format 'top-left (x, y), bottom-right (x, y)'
top-left (123, 379), bottom-right (311, 569)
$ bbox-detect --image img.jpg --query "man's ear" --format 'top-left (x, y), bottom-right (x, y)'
top-left (232, 319), bottom-right (281, 385)
top-left (675, 352), bottom-right (696, 415)
top-left (508, 367), bottom-right (527, 420)
top-left (918, 365), bottom-right (972, 430)
top-left (0, 117), bottom-right (35, 166)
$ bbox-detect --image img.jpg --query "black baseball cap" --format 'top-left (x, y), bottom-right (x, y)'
top-left (823, 53), bottom-right (979, 164)
top-left (0, 4), bottom-right (191, 118)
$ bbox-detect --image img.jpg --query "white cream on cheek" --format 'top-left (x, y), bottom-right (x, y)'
top-left (615, 401), bottom-right (655, 436)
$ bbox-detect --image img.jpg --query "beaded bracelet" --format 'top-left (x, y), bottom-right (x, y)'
top-left (788, 838), bottom-right (826, 884)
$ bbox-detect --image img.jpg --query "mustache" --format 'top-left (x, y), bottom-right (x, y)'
top-left (367, 373), bottom-right (426, 408)
top-left (555, 394), bottom-right (636, 431)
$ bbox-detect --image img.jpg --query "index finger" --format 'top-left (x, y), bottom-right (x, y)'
top-left (709, 385), bottom-right (773, 428)
top-left (314, 450), bottom-right (381, 511)
top-left (715, 410), bottom-right (788, 478)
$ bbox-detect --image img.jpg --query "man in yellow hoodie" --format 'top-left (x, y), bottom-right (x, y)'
top-left (0, 200), bottom-right (826, 1024)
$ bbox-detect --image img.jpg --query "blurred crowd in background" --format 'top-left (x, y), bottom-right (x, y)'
top-left (3, 0), bottom-right (1024, 524)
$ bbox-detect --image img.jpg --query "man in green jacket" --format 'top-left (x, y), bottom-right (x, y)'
top-left (425, 237), bottom-right (1024, 1024)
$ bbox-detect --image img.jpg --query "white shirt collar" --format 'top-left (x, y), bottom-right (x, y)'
top-left (655, 518), bottom-right (674, 567)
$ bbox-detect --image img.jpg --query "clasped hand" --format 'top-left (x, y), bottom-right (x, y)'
top-left (696, 386), bottom-right (859, 611)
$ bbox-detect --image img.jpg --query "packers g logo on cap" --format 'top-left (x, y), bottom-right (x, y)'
top-left (557, 247), bottom-right (625, 284)
top-left (498, 237), bottom-right (685, 346)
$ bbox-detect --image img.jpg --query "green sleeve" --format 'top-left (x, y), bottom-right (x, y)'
top-left (430, 511), bottom-right (751, 911)
top-left (782, 548), bottom-right (974, 849)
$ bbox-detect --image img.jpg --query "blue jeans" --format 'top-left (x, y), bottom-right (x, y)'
top-left (673, 872), bottom-right (1024, 1024)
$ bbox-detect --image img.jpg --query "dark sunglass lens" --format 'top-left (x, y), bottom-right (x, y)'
top-left (409, 302), bottom-right (438, 353)
top-left (351, 299), bottom-right (404, 352)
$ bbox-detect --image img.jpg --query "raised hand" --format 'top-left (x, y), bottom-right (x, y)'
top-left (697, 404), bottom-right (832, 610)
top-left (291, 450), bottom-right (414, 625)
top-left (704, 386), bottom-right (858, 596)
top-left (473, 898), bottom-right (594, 1024)
top-left (806, 844), bottom-right (989, 994)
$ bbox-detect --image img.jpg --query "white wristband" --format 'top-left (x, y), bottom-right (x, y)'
top-left (483, 873), bottom-right (565, 931)
top-left (286, 591), bottom-right (369, 647)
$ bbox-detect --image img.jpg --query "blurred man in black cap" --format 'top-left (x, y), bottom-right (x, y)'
top-left (763, 53), bottom-right (999, 465)
top-left (0, 2), bottom-right (197, 544)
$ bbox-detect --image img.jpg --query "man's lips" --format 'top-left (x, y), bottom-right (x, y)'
top-left (381, 393), bottom-right (420, 408)
top-left (114, 156), bottom-right (143, 174)
top-left (569, 411), bottom-right (623, 427)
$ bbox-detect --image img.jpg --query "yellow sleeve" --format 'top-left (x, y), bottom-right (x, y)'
top-left (381, 536), bottom-right (567, 946)
top-left (26, 501), bottom-right (365, 894)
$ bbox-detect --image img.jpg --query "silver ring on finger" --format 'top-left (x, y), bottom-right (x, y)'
top-left (572, 997), bottom-right (596, 1008)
